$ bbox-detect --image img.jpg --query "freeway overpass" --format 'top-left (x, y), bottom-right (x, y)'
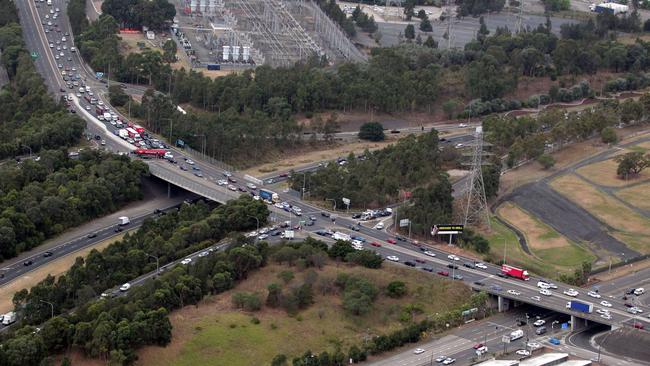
top-left (15, 0), bottom-right (650, 337)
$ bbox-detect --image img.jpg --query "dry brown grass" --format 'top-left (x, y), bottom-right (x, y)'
top-left (0, 234), bottom-right (124, 313)
top-left (577, 158), bottom-right (650, 187)
top-left (616, 183), bottom-right (650, 211)
top-left (498, 203), bottom-right (572, 250)
top-left (551, 174), bottom-right (650, 235)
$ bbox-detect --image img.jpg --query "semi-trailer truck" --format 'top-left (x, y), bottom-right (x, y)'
top-left (259, 189), bottom-right (279, 203)
top-left (592, 2), bottom-right (628, 14)
top-left (501, 264), bottom-right (530, 280)
top-left (332, 232), bottom-right (352, 242)
top-left (565, 300), bottom-right (593, 313)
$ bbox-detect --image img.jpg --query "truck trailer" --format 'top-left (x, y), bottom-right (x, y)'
top-left (565, 300), bottom-right (593, 313)
top-left (501, 264), bottom-right (530, 280)
top-left (593, 2), bottom-right (628, 14)
top-left (332, 232), bottom-right (352, 242)
top-left (259, 189), bottom-right (279, 203)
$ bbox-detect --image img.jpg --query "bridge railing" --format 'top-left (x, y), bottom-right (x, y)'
top-left (183, 146), bottom-right (237, 172)
top-left (148, 164), bottom-right (237, 204)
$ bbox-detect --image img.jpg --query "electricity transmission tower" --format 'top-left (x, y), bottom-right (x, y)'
top-left (463, 126), bottom-right (491, 229)
top-left (515, 0), bottom-right (524, 33)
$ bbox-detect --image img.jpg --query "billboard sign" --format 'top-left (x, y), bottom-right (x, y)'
top-left (431, 224), bottom-right (464, 235)
top-left (399, 219), bottom-right (410, 228)
top-left (342, 198), bottom-right (350, 206)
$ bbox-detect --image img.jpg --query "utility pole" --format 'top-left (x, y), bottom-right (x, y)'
top-left (462, 126), bottom-right (492, 229)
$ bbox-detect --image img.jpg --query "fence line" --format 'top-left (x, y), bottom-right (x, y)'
top-left (183, 146), bottom-right (236, 172)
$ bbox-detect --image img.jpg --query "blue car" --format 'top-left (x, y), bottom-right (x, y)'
top-left (549, 337), bottom-right (560, 345)
top-left (351, 236), bottom-right (366, 242)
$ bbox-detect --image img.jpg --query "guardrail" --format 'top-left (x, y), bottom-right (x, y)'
top-left (148, 163), bottom-right (237, 204)
top-left (183, 146), bottom-right (236, 172)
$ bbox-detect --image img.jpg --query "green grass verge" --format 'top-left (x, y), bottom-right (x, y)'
top-left (156, 263), bottom-right (472, 366)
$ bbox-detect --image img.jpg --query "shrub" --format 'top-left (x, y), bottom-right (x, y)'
top-left (232, 292), bottom-right (262, 311)
top-left (386, 281), bottom-right (407, 298)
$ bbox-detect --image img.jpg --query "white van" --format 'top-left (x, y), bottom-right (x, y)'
top-left (634, 288), bottom-right (645, 296)
top-left (2, 311), bottom-right (16, 325)
top-left (537, 281), bottom-right (551, 289)
top-left (510, 329), bottom-right (524, 341)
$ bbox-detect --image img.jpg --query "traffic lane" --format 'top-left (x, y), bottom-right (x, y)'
top-left (0, 204), bottom-right (183, 285)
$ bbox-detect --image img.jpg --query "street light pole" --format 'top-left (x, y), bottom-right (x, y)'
top-left (248, 216), bottom-right (260, 242)
top-left (145, 252), bottom-right (160, 276)
top-left (39, 300), bottom-right (54, 319)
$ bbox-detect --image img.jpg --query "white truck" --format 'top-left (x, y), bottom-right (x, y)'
top-left (118, 129), bottom-right (129, 139)
top-left (332, 231), bottom-right (351, 242)
top-left (2, 311), bottom-right (16, 325)
top-left (103, 112), bottom-right (112, 121)
top-left (118, 216), bottom-right (130, 226)
top-left (282, 230), bottom-right (295, 240)
top-left (510, 329), bottom-right (524, 341)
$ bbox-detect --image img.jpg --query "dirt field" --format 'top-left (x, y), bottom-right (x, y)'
top-left (551, 174), bottom-right (650, 253)
top-left (243, 138), bottom-right (399, 176)
top-left (576, 158), bottom-right (650, 187)
top-left (616, 183), bottom-right (650, 211)
top-left (134, 262), bottom-right (471, 366)
top-left (0, 234), bottom-right (124, 314)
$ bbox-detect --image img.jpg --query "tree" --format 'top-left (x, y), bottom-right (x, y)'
top-left (108, 85), bottom-right (129, 107)
top-left (537, 154), bottom-right (556, 170)
top-left (404, 24), bottom-right (415, 40)
top-left (266, 283), bottom-right (283, 307)
top-left (417, 9), bottom-right (427, 19)
top-left (386, 281), bottom-right (407, 298)
top-left (272, 354), bottom-right (288, 366)
top-left (278, 270), bottom-right (294, 284)
top-left (420, 18), bottom-right (432, 32)
top-left (162, 39), bottom-right (177, 63)
top-left (345, 250), bottom-right (384, 268)
top-left (442, 99), bottom-right (459, 119)
top-left (600, 127), bottom-right (618, 144)
top-left (328, 241), bottom-right (355, 259)
top-left (342, 290), bottom-right (374, 315)
top-left (477, 16), bottom-right (490, 42)
top-left (423, 35), bottom-right (438, 48)
top-left (403, 0), bottom-right (416, 20)
top-left (358, 122), bottom-right (385, 141)
top-left (616, 152), bottom-right (650, 179)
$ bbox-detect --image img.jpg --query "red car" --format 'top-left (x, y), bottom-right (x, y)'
top-left (634, 323), bottom-right (645, 329)
top-left (387, 239), bottom-right (397, 244)
top-left (370, 242), bottom-right (382, 247)
top-left (415, 259), bottom-right (425, 264)
top-left (437, 271), bottom-right (449, 277)
top-left (473, 343), bottom-right (484, 349)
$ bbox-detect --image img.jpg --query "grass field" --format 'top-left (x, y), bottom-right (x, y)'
top-left (551, 174), bottom-right (650, 253)
top-left (137, 262), bottom-right (472, 366)
top-left (576, 158), bottom-right (650, 187)
top-left (498, 203), bottom-right (595, 268)
top-left (616, 183), bottom-right (650, 211)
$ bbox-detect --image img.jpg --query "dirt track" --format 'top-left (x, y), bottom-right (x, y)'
top-left (500, 133), bottom-right (650, 264)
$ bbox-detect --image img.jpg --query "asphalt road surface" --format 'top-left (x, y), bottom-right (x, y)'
top-left (377, 13), bottom-right (578, 48)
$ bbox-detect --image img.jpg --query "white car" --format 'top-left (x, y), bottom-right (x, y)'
top-left (527, 342), bottom-right (541, 350)
top-left (530, 296), bottom-right (541, 301)
top-left (600, 313), bottom-right (612, 320)
top-left (181, 258), bottom-right (192, 265)
top-left (227, 184), bottom-right (237, 191)
top-left (563, 289), bottom-right (579, 297)
top-left (442, 358), bottom-right (456, 365)
top-left (198, 251), bottom-right (209, 257)
top-left (507, 290), bottom-right (521, 296)
top-left (533, 319), bottom-right (546, 327)
top-left (424, 251), bottom-right (436, 257)
top-left (596, 309), bottom-right (609, 315)
top-left (539, 288), bottom-right (552, 296)
top-left (217, 179), bottom-right (227, 185)
top-left (386, 255), bottom-right (399, 262)
top-left (447, 254), bottom-right (460, 261)
top-left (373, 222), bottom-right (384, 230)
top-left (631, 307), bottom-right (643, 313)
top-left (351, 240), bottom-right (363, 247)
top-left (587, 291), bottom-right (601, 298)
top-left (246, 183), bottom-right (257, 190)
top-left (258, 234), bottom-right (269, 240)
top-left (119, 283), bottom-right (131, 292)
top-left (475, 262), bottom-right (487, 269)
top-left (435, 356), bottom-right (447, 362)
top-left (516, 350), bottom-right (530, 356)
top-left (459, 123), bottom-right (468, 128)
top-left (186, 159), bottom-right (195, 165)
top-left (413, 348), bottom-right (425, 354)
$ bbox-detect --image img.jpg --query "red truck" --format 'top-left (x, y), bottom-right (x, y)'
top-left (84, 95), bottom-right (92, 103)
top-left (133, 124), bottom-right (145, 134)
top-left (95, 106), bottom-right (104, 116)
top-left (132, 149), bottom-right (167, 158)
top-left (501, 264), bottom-right (529, 280)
